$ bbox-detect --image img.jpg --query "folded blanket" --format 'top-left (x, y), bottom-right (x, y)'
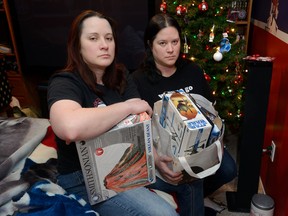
top-left (0, 120), bottom-right (99, 216)
top-left (0, 117), bottom-right (50, 215)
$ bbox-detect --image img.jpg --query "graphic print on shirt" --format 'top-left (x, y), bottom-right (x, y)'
top-left (93, 97), bottom-right (106, 108)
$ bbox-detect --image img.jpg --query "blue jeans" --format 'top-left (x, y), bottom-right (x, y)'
top-left (147, 177), bottom-right (204, 216)
top-left (203, 148), bottom-right (237, 197)
top-left (57, 170), bottom-right (179, 216)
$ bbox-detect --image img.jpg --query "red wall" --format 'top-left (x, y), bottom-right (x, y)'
top-left (249, 24), bottom-right (288, 215)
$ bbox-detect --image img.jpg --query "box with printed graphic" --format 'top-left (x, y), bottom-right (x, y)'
top-left (76, 112), bottom-right (155, 205)
top-left (160, 92), bottom-right (213, 158)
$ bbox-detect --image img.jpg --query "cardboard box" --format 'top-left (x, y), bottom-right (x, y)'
top-left (160, 92), bottom-right (213, 158)
top-left (76, 113), bottom-right (155, 205)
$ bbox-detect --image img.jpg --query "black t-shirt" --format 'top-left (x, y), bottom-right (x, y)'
top-left (132, 60), bottom-right (214, 108)
top-left (47, 71), bottom-right (139, 174)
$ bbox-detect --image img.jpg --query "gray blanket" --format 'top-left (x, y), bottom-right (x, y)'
top-left (0, 117), bottom-right (50, 215)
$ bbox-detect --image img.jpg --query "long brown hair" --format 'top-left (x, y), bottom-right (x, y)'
top-left (63, 10), bottom-right (126, 94)
top-left (141, 13), bottom-right (184, 83)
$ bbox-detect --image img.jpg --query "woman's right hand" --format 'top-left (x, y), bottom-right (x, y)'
top-left (155, 154), bottom-right (183, 184)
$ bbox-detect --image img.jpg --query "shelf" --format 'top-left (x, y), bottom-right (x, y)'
top-left (227, 0), bottom-right (252, 53)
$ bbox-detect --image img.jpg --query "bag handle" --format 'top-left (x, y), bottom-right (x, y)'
top-left (178, 140), bottom-right (222, 179)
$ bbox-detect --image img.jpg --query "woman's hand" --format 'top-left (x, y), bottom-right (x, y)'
top-left (154, 153), bottom-right (183, 184)
top-left (125, 98), bottom-right (153, 116)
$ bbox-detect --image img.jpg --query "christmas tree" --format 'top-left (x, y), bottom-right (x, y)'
top-left (160, 0), bottom-right (248, 131)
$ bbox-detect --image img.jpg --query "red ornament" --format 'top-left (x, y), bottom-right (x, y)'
top-left (176, 5), bottom-right (183, 16)
top-left (182, 6), bottom-right (187, 14)
top-left (204, 73), bottom-right (211, 82)
top-left (198, 0), bottom-right (208, 12)
top-left (175, 5), bottom-right (187, 16)
top-left (160, 2), bottom-right (167, 13)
